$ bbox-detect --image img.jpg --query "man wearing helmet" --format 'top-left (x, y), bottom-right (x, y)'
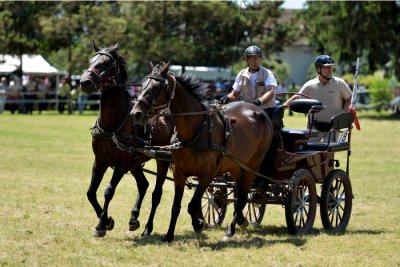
top-left (284, 55), bottom-right (352, 142)
top-left (219, 45), bottom-right (277, 118)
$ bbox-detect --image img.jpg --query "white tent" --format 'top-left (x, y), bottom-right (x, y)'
top-left (0, 54), bottom-right (62, 75)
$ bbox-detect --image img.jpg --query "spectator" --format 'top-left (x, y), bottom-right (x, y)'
top-left (37, 77), bottom-right (49, 114)
top-left (7, 77), bottom-right (23, 114)
top-left (0, 77), bottom-right (9, 114)
top-left (58, 78), bottom-right (71, 114)
top-left (24, 76), bottom-right (37, 114)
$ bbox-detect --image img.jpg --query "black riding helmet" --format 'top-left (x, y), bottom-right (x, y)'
top-left (315, 55), bottom-right (334, 68)
top-left (244, 45), bottom-right (262, 58)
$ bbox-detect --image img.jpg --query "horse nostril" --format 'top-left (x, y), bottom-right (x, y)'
top-left (134, 111), bottom-right (142, 121)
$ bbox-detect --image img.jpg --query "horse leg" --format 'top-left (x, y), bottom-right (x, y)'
top-left (86, 161), bottom-right (107, 218)
top-left (142, 160), bottom-right (169, 237)
top-left (128, 168), bottom-right (149, 232)
top-left (162, 172), bottom-right (186, 243)
top-left (94, 168), bottom-right (125, 237)
top-left (224, 171), bottom-right (253, 240)
top-left (188, 175), bottom-right (210, 233)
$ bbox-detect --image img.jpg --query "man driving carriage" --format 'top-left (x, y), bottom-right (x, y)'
top-left (284, 55), bottom-right (352, 142)
top-left (219, 45), bottom-right (278, 118)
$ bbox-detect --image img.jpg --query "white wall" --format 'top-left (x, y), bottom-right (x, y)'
top-left (279, 45), bottom-right (314, 86)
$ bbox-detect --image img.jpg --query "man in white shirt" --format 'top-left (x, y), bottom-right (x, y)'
top-left (219, 45), bottom-right (277, 118)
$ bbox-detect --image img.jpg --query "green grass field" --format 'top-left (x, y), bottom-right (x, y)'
top-left (0, 110), bottom-right (399, 266)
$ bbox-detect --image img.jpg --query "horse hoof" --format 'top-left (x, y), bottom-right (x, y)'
top-left (129, 220), bottom-right (140, 231)
top-left (141, 229), bottom-right (150, 237)
top-left (239, 218), bottom-right (249, 229)
top-left (194, 220), bottom-right (205, 233)
top-left (93, 228), bottom-right (106, 237)
top-left (162, 235), bottom-right (174, 243)
top-left (105, 216), bottom-right (114, 231)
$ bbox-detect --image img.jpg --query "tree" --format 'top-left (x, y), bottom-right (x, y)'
top-left (0, 2), bottom-right (58, 76)
top-left (120, 1), bottom-right (241, 76)
top-left (41, 2), bottom-right (129, 77)
top-left (300, 1), bottom-right (400, 80)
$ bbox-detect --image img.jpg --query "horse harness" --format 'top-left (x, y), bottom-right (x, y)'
top-left (141, 72), bottom-right (288, 188)
top-left (90, 97), bottom-right (153, 154)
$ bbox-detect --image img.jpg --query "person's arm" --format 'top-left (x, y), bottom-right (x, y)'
top-left (283, 94), bottom-right (301, 106)
top-left (343, 95), bottom-right (351, 111)
top-left (226, 90), bottom-right (240, 101)
top-left (258, 85), bottom-right (276, 104)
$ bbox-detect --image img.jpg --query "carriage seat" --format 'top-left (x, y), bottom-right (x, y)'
top-left (306, 112), bottom-right (354, 152)
top-left (277, 98), bottom-right (325, 139)
top-left (280, 128), bottom-right (319, 139)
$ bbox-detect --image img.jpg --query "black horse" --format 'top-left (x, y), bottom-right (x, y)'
top-left (80, 42), bottom-right (174, 237)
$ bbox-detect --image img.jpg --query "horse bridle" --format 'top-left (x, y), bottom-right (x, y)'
top-left (85, 51), bottom-right (120, 88)
top-left (135, 72), bottom-right (176, 118)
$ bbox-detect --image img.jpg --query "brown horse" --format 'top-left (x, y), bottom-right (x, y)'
top-left (131, 62), bottom-right (273, 242)
top-left (80, 43), bottom-right (174, 237)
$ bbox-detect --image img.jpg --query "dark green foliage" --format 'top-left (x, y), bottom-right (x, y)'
top-left (300, 1), bottom-right (400, 79)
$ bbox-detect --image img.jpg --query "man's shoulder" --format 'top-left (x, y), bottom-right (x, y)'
top-left (304, 77), bottom-right (319, 86)
top-left (261, 66), bottom-right (273, 75)
top-left (331, 76), bottom-right (346, 84)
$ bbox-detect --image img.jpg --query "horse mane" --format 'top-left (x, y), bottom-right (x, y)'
top-left (175, 72), bottom-right (209, 101)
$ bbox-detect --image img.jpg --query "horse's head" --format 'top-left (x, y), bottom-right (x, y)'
top-left (80, 41), bottom-right (127, 94)
top-left (131, 61), bottom-right (172, 125)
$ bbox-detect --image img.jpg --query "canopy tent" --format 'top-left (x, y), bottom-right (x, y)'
top-left (0, 54), bottom-right (62, 76)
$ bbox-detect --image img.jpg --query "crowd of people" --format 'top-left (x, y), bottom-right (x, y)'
top-left (0, 75), bottom-right (92, 115)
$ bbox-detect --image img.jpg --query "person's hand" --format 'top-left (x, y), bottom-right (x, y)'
top-left (218, 95), bottom-right (229, 104)
top-left (245, 99), bottom-right (261, 106)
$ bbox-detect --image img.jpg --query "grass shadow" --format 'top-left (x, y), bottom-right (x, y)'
top-left (124, 225), bottom-right (308, 249)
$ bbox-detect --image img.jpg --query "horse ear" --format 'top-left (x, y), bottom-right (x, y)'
top-left (93, 40), bottom-right (100, 52)
top-left (112, 43), bottom-right (119, 51)
top-left (161, 61), bottom-right (171, 74)
top-left (148, 61), bottom-right (154, 73)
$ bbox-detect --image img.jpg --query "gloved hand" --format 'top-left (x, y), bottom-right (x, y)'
top-left (245, 98), bottom-right (262, 106)
top-left (218, 95), bottom-right (229, 104)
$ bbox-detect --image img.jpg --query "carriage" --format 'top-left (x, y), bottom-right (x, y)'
top-left (199, 98), bottom-right (354, 234)
top-left (82, 45), bottom-right (354, 241)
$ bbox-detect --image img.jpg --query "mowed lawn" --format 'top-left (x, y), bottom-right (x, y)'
top-left (0, 110), bottom-right (399, 267)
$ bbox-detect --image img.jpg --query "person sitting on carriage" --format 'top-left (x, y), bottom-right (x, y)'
top-left (284, 55), bottom-right (352, 142)
top-left (219, 45), bottom-right (278, 118)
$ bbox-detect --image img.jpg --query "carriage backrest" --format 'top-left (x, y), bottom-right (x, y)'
top-left (330, 112), bottom-right (354, 130)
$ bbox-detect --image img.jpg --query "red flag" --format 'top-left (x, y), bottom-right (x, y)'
top-left (348, 108), bottom-right (360, 130)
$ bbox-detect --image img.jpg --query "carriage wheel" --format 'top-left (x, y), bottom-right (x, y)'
top-left (201, 186), bottom-right (228, 228)
top-left (244, 188), bottom-right (266, 225)
top-left (285, 169), bottom-right (317, 234)
top-left (320, 169), bottom-right (352, 233)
